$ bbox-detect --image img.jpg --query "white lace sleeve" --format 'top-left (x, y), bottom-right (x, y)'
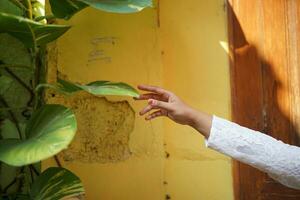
top-left (206, 115), bottom-right (300, 190)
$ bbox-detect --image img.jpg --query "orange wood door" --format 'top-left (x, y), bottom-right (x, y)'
top-left (227, 0), bottom-right (300, 199)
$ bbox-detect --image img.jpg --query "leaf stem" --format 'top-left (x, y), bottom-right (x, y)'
top-left (4, 67), bottom-right (34, 98)
top-left (28, 165), bottom-right (34, 185)
top-left (0, 107), bottom-right (32, 111)
top-left (10, 0), bottom-right (27, 11)
top-left (29, 164), bottom-right (40, 176)
top-left (23, 0), bottom-right (33, 19)
top-left (2, 178), bottom-right (17, 193)
top-left (0, 95), bottom-right (23, 140)
top-left (54, 156), bottom-right (62, 167)
top-left (0, 64), bottom-right (32, 70)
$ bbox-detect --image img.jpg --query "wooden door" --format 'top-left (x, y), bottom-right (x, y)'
top-left (227, 0), bottom-right (300, 199)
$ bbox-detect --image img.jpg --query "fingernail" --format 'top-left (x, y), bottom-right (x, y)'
top-left (148, 99), bottom-right (154, 105)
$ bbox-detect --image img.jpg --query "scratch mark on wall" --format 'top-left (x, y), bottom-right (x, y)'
top-left (87, 36), bottom-right (117, 64)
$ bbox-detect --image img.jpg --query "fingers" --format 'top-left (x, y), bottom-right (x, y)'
top-left (137, 85), bottom-right (171, 95)
top-left (139, 99), bottom-right (173, 116)
top-left (134, 93), bottom-right (162, 101)
top-left (149, 99), bottom-right (173, 111)
top-left (145, 110), bottom-right (164, 120)
top-left (139, 104), bottom-right (153, 116)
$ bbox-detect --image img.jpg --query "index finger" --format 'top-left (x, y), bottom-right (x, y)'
top-left (137, 85), bottom-right (171, 95)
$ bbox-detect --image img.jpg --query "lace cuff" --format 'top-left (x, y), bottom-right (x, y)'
top-left (205, 115), bottom-right (300, 189)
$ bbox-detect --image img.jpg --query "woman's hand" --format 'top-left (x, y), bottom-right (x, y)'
top-left (134, 85), bottom-right (212, 138)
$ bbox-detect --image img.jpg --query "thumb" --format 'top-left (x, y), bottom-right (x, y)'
top-left (148, 99), bottom-right (173, 111)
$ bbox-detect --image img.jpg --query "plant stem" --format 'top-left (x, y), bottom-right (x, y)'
top-left (28, 165), bottom-right (34, 185)
top-left (0, 107), bottom-right (31, 111)
top-left (3, 178), bottom-right (17, 193)
top-left (2, 166), bottom-right (25, 194)
top-left (10, 0), bottom-right (27, 11)
top-left (0, 64), bottom-right (32, 70)
top-left (0, 96), bottom-right (23, 140)
top-left (32, 51), bottom-right (40, 110)
top-left (54, 156), bottom-right (62, 167)
top-left (23, 0), bottom-right (33, 19)
top-left (4, 67), bottom-right (34, 98)
top-left (29, 164), bottom-right (40, 176)
top-left (16, 167), bottom-right (25, 195)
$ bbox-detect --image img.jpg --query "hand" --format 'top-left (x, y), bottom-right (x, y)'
top-left (134, 85), bottom-right (195, 125)
top-left (134, 85), bottom-right (213, 138)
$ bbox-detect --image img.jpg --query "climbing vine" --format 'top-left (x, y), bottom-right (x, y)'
top-left (0, 0), bottom-right (152, 199)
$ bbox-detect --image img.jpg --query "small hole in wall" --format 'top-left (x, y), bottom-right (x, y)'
top-left (165, 151), bottom-right (170, 158)
top-left (165, 194), bottom-right (171, 200)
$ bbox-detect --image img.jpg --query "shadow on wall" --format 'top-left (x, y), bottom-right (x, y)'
top-left (228, 2), bottom-right (300, 199)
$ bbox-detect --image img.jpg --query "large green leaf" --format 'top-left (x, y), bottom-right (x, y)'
top-left (49, 0), bottom-right (88, 19)
top-left (30, 167), bottom-right (84, 200)
top-left (68, 79), bottom-right (139, 97)
top-left (0, 0), bottom-right (23, 16)
top-left (0, 120), bottom-right (20, 195)
top-left (0, 75), bottom-right (13, 95)
top-left (78, 0), bottom-right (153, 13)
top-left (37, 79), bottom-right (139, 97)
top-left (0, 34), bottom-right (33, 122)
top-left (0, 104), bottom-right (77, 167)
top-left (0, 13), bottom-right (70, 48)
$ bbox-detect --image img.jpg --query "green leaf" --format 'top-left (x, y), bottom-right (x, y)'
top-left (0, 75), bottom-right (13, 95)
top-left (0, 104), bottom-right (77, 167)
top-left (0, 119), bottom-right (20, 139)
top-left (49, 0), bottom-right (88, 19)
top-left (0, 12), bottom-right (71, 48)
top-left (0, 0), bottom-right (23, 16)
top-left (0, 163), bottom-right (19, 195)
top-left (30, 167), bottom-right (84, 200)
top-left (78, 0), bottom-right (153, 13)
top-left (46, 78), bottom-right (139, 97)
top-left (0, 120), bottom-right (20, 195)
top-left (37, 79), bottom-right (139, 97)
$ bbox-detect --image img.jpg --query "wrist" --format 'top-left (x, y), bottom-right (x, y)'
top-left (187, 108), bottom-right (212, 138)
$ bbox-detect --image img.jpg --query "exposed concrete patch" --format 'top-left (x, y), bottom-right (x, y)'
top-left (46, 43), bottom-right (135, 163)
top-left (47, 92), bottom-right (135, 163)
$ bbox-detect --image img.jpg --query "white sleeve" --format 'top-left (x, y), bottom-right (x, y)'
top-left (206, 115), bottom-right (300, 190)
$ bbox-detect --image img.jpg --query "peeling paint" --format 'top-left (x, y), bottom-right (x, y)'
top-left (47, 92), bottom-right (135, 163)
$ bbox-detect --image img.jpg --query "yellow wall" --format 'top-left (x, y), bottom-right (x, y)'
top-left (45, 2), bottom-right (165, 200)
top-left (160, 0), bottom-right (233, 199)
top-left (45, 0), bottom-right (233, 199)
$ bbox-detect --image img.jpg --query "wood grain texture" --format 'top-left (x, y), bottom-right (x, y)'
top-left (227, 0), bottom-right (300, 199)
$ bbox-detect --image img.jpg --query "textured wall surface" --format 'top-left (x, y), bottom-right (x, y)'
top-left (44, 0), bottom-right (233, 199)
top-left (44, 3), bottom-right (165, 200)
top-left (160, 0), bottom-right (234, 199)
top-left (48, 93), bottom-right (135, 163)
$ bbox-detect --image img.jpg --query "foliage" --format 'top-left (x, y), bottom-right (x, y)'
top-left (30, 167), bottom-right (84, 200)
top-left (0, 12), bottom-right (70, 48)
top-left (0, 0), bottom-right (151, 198)
top-left (0, 105), bottom-right (77, 167)
top-left (37, 79), bottom-right (140, 98)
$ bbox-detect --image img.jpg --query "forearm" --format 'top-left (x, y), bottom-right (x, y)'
top-left (207, 116), bottom-right (300, 189)
top-left (188, 108), bottom-right (213, 138)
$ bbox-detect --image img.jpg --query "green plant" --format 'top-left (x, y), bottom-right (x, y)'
top-left (0, 0), bottom-right (152, 199)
